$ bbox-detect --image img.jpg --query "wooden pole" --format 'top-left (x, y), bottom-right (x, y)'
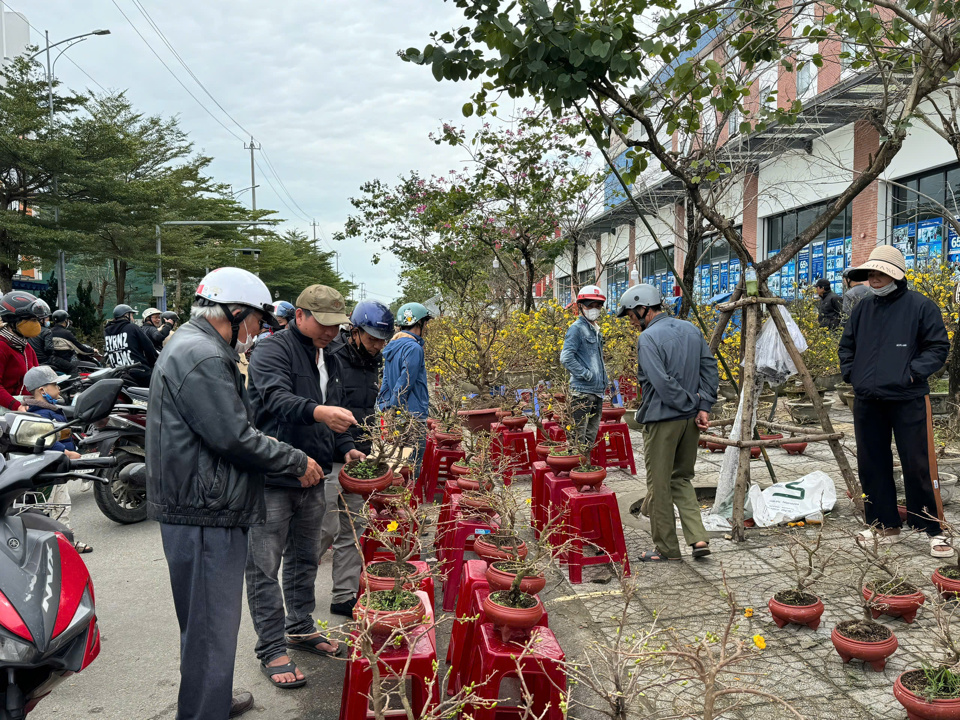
top-left (761, 284), bottom-right (864, 515)
top-left (926, 394), bottom-right (945, 522)
top-left (709, 286), bottom-right (743, 355)
top-left (731, 303), bottom-right (759, 541)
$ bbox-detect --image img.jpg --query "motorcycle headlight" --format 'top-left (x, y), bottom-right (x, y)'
top-left (48, 586), bottom-right (94, 656)
top-left (0, 632), bottom-right (38, 664)
top-left (9, 416), bottom-right (56, 449)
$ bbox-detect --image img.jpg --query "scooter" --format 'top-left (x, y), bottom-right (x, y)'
top-left (0, 379), bottom-right (121, 718)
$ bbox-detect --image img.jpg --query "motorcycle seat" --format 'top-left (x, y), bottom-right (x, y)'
top-left (126, 387), bottom-right (150, 402)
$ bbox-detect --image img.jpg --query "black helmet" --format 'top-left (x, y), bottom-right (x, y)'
top-left (161, 311), bottom-right (179, 322)
top-left (113, 304), bottom-right (135, 319)
top-left (51, 309), bottom-right (69, 324)
top-left (0, 291), bottom-right (49, 322)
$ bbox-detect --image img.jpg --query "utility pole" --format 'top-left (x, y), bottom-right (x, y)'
top-left (350, 273), bottom-right (355, 303)
top-left (244, 137), bottom-right (261, 213)
top-left (360, 282), bottom-right (367, 300)
top-left (310, 220), bottom-right (320, 247)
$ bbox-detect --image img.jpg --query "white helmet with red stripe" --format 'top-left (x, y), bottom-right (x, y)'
top-left (576, 285), bottom-right (606, 303)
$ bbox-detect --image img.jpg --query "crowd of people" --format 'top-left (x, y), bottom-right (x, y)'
top-left (0, 240), bottom-right (946, 719)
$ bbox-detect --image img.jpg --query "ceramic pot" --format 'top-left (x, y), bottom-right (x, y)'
top-left (474, 535), bottom-right (528, 562)
top-left (450, 462), bottom-right (470, 478)
top-left (750, 446), bottom-right (762, 460)
top-left (535, 442), bottom-right (566, 460)
top-left (369, 487), bottom-right (409, 510)
top-left (339, 463), bottom-right (394, 496)
top-left (698, 437), bottom-right (709, 448)
top-left (501, 415), bottom-right (528, 431)
top-left (932, 568), bottom-right (960, 598)
top-left (459, 493), bottom-right (495, 514)
top-left (456, 476), bottom-right (481, 492)
top-left (485, 562), bottom-right (546, 595)
top-left (718, 383), bottom-right (739, 402)
top-left (457, 408), bottom-right (500, 433)
top-left (426, 418), bottom-right (437, 431)
top-left (815, 373), bottom-right (842, 392)
top-left (830, 625), bottom-right (898, 671)
top-left (360, 562), bottom-right (421, 593)
top-left (569, 466), bottom-right (606, 490)
top-left (768, 595), bottom-right (824, 630)
top-left (786, 398), bottom-right (835, 425)
top-left (353, 591), bottom-right (426, 635)
top-left (482, 591), bottom-right (545, 641)
top-left (759, 433), bottom-right (784, 441)
top-left (706, 441), bottom-right (726, 453)
top-left (863, 585), bottom-right (926, 624)
top-left (546, 453), bottom-right (582, 474)
top-left (601, 406), bottom-right (627, 423)
top-left (782, 442), bottom-right (808, 455)
top-left (894, 671), bottom-right (960, 720)
top-left (930, 392), bottom-right (952, 416)
top-left (434, 430), bottom-right (463, 447)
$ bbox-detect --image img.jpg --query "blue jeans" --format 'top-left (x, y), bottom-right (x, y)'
top-left (245, 485), bottom-right (326, 663)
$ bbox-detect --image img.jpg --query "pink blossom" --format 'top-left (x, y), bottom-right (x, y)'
top-left (415, 205), bottom-right (426, 213)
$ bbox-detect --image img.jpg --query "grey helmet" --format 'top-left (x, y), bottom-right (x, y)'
top-left (617, 284), bottom-right (663, 317)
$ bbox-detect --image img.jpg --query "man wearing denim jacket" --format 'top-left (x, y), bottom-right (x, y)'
top-left (560, 285), bottom-right (609, 454)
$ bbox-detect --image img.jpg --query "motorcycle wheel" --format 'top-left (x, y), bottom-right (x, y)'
top-left (93, 447), bottom-right (147, 524)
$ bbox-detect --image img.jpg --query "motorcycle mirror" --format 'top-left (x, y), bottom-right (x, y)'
top-left (74, 378), bottom-right (125, 424)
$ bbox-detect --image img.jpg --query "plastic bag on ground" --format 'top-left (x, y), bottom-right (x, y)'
top-left (747, 470), bottom-right (837, 527)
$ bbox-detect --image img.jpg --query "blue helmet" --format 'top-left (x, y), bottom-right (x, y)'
top-left (275, 301), bottom-right (295, 320)
top-left (350, 300), bottom-right (394, 340)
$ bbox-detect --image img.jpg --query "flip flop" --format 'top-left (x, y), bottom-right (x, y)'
top-left (638, 550), bottom-right (682, 562)
top-left (691, 544), bottom-right (711, 558)
top-left (286, 635), bottom-right (345, 658)
top-left (260, 660), bottom-right (306, 689)
top-left (74, 542), bottom-right (93, 554)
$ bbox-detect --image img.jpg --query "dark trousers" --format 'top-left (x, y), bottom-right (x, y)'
top-left (854, 396), bottom-right (941, 535)
top-left (160, 524), bottom-right (248, 720)
top-left (245, 485), bottom-right (325, 663)
top-left (570, 392), bottom-right (603, 454)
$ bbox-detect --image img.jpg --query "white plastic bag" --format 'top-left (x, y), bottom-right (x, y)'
top-left (755, 309), bottom-right (807, 383)
top-left (747, 470), bottom-right (837, 527)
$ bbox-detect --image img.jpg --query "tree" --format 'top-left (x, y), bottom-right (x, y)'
top-left (246, 229), bottom-right (354, 303)
top-left (71, 279), bottom-right (101, 340)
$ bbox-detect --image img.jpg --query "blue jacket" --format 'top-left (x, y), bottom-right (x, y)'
top-left (636, 314), bottom-right (718, 424)
top-left (26, 402), bottom-right (76, 452)
top-left (378, 331), bottom-right (430, 418)
top-left (560, 317), bottom-right (608, 396)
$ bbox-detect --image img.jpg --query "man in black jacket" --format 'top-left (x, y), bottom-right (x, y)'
top-left (147, 267), bottom-right (321, 720)
top-left (320, 299), bottom-right (394, 617)
top-left (104, 304), bottom-right (157, 387)
top-left (839, 245), bottom-right (950, 558)
top-left (49, 310), bottom-right (96, 373)
top-left (142, 307), bottom-right (174, 351)
top-left (815, 278), bottom-right (842, 329)
top-left (246, 284), bottom-right (361, 688)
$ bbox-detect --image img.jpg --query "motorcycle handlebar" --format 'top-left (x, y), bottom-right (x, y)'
top-left (68, 456), bottom-right (118, 470)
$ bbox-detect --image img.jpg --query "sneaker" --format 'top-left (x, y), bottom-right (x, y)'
top-left (229, 691), bottom-right (254, 718)
top-left (330, 598), bottom-right (357, 617)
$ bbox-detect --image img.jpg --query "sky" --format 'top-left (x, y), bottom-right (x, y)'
top-left (11, 0), bottom-right (496, 305)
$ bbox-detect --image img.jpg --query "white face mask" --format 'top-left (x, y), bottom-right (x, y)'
top-left (584, 308), bottom-right (602, 321)
top-left (234, 315), bottom-right (258, 353)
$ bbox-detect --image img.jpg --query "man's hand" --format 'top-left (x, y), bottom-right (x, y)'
top-left (313, 406), bottom-right (356, 434)
top-left (64, 450), bottom-right (82, 460)
top-left (344, 449), bottom-right (366, 463)
top-left (298, 457), bottom-right (324, 488)
top-left (695, 411), bottom-right (710, 431)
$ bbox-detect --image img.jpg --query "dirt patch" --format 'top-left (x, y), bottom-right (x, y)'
top-left (835, 618), bottom-right (892, 642)
top-left (488, 590), bottom-right (538, 609)
top-left (365, 561), bottom-right (417, 578)
top-left (939, 565), bottom-right (960, 580)
top-left (868, 578), bottom-right (919, 596)
top-left (901, 667), bottom-right (960, 700)
top-left (774, 590), bottom-right (818, 606)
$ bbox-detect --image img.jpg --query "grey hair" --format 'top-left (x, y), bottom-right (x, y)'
top-left (190, 303), bottom-right (244, 320)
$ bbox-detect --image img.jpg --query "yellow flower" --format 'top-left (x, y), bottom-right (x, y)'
top-left (743, 608), bottom-right (754, 618)
top-left (386, 521), bottom-right (399, 532)
top-left (753, 634), bottom-right (766, 650)
top-left (566, 425), bottom-right (572, 431)
top-left (525, 498), bottom-right (532, 505)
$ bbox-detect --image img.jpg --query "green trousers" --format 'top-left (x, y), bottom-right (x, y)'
top-left (642, 417), bottom-right (709, 559)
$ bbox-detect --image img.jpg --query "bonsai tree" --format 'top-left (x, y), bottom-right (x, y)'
top-left (346, 406), bottom-right (427, 481)
top-left (769, 520), bottom-right (840, 630)
top-left (896, 596), bottom-right (960, 707)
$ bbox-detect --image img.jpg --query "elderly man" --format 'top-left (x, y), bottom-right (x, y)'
top-left (839, 245), bottom-right (950, 557)
top-left (814, 278), bottom-right (842, 329)
top-left (618, 283), bottom-right (716, 562)
top-left (147, 267), bottom-right (322, 720)
top-left (245, 285), bottom-right (361, 688)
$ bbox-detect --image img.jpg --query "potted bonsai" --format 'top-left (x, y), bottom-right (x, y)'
top-left (564, 431), bottom-right (606, 491)
top-left (530, 385), bottom-right (569, 459)
top-left (457, 393), bottom-right (502, 433)
top-left (894, 597), bottom-right (960, 719)
top-left (469, 466), bottom-right (528, 563)
top-left (768, 522), bottom-right (838, 630)
top-left (430, 396), bottom-right (463, 447)
top-left (497, 398), bottom-right (530, 431)
top-left (340, 408), bottom-right (425, 496)
top-left (932, 523), bottom-right (960, 598)
top-left (358, 493), bottom-right (429, 597)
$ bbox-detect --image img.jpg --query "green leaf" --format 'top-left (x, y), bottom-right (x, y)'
top-left (462, 102), bottom-right (474, 118)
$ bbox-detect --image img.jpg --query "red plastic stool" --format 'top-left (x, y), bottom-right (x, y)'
top-left (358, 560), bottom-right (436, 612)
top-left (417, 434), bottom-right (465, 503)
top-left (591, 422), bottom-right (636, 474)
top-left (531, 461), bottom-right (549, 535)
top-left (339, 590), bottom-right (439, 720)
top-left (445, 560), bottom-right (489, 671)
top-left (559, 484), bottom-right (631, 583)
top-left (536, 420), bottom-right (564, 444)
top-left (361, 509), bottom-right (421, 565)
top-left (491, 423), bottom-right (536, 481)
top-left (462, 624), bottom-right (566, 720)
top-left (438, 499), bottom-right (499, 612)
top-left (436, 479), bottom-right (463, 554)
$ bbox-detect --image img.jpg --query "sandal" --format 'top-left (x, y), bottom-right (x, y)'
top-left (855, 528), bottom-right (899, 547)
top-left (286, 634), bottom-right (345, 658)
top-left (74, 541), bottom-right (93, 554)
top-left (691, 543), bottom-right (711, 558)
top-left (931, 535), bottom-right (953, 559)
top-left (638, 550), bottom-right (682, 563)
top-left (260, 660), bottom-right (306, 689)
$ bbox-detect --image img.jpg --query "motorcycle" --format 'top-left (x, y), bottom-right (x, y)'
top-left (0, 379), bottom-right (121, 718)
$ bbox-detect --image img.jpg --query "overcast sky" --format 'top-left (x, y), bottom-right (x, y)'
top-left (15, 0), bottom-right (496, 304)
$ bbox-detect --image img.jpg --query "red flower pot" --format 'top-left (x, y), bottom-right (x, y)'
top-left (458, 408), bottom-right (500, 433)
top-left (501, 415), bottom-right (528, 431)
top-left (339, 463), bottom-right (394, 496)
top-left (459, 493), bottom-right (496, 514)
top-left (450, 462), bottom-right (470, 478)
top-left (750, 446), bottom-right (762, 460)
top-left (485, 562), bottom-right (546, 595)
top-left (830, 625), bottom-right (899, 671)
top-left (546, 453), bottom-right (583, 474)
top-left (434, 430), bottom-right (463, 446)
top-left (426, 418), bottom-right (437, 431)
top-left (894, 671), bottom-right (960, 720)
top-left (601, 406), bottom-right (626, 423)
top-left (932, 568), bottom-right (960, 598)
top-left (768, 595), bottom-right (824, 630)
top-left (474, 535), bottom-right (528, 562)
top-left (369, 487), bottom-right (409, 511)
top-left (353, 591), bottom-right (426, 635)
top-left (535, 442), bottom-right (567, 460)
top-left (863, 586), bottom-right (926, 624)
top-left (782, 442), bottom-right (808, 455)
top-left (569, 466), bottom-right (606, 490)
top-left (698, 438), bottom-right (709, 448)
top-left (759, 433), bottom-right (784, 441)
top-left (360, 562), bottom-right (422, 594)
top-left (706, 441), bottom-right (726, 453)
top-left (482, 591), bottom-right (545, 642)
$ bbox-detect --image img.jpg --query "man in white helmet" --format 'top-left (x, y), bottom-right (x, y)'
top-left (147, 267), bottom-right (323, 720)
top-left (618, 284), bottom-right (716, 563)
top-left (142, 306), bottom-right (175, 351)
top-left (559, 284), bottom-right (610, 454)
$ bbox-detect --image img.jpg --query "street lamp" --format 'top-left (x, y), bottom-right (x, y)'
top-left (230, 185), bottom-right (259, 199)
top-left (27, 29), bottom-right (111, 311)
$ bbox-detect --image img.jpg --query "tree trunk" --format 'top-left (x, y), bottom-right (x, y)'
top-left (0, 261), bottom-right (13, 294)
top-left (114, 259), bottom-right (127, 304)
top-left (949, 330), bottom-right (960, 400)
top-left (569, 236), bottom-right (580, 298)
top-left (731, 304), bottom-right (758, 541)
top-left (96, 275), bottom-right (107, 314)
top-left (679, 197), bottom-right (701, 319)
top-left (523, 250), bottom-right (535, 312)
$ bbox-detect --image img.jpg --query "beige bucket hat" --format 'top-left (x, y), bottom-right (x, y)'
top-left (846, 245), bottom-right (906, 282)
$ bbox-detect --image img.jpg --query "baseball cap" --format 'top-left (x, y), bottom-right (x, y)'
top-left (295, 285), bottom-right (351, 326)
top-left (24, 366), bottom-right (67, 393)
top-left (846, 245), bottom-right (906, 282)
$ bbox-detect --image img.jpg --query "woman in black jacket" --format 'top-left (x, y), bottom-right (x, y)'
top-left (839, 245), bottom-right (950, 557)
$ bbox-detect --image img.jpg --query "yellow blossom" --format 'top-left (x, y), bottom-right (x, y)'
top-left (386, 521), bottom-right (399, 532)
top-left (743, 608), bottom-right (754, 618)
top-left (753, 634), bottom-right (766, 650)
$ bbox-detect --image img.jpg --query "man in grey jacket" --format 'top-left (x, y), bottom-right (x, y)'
top-left (147, 267), bottom-right (322, 720)
top-left (618, 284), bottom-right (716, 562)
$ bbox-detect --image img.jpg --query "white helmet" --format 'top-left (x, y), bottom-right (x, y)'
top-left (617, 284), bottom-right (662, 317)
top-left (196, 267), bottom-right (278, 329)
top-left (142, 307), bottom-right (161, 321)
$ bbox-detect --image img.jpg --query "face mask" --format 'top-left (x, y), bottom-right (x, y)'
top-left (584, 308), bottom-right (602, 321)
top-left (16, 319), bottom-right (41, 338)
top-left (42, 391), bottom-right (57, 404)
top-left (872, 281), bottom-right (897, 297)
top-left (233, 315), bottom-right (257, 353)
top-left (43, 320), bottom-right (50, 328)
